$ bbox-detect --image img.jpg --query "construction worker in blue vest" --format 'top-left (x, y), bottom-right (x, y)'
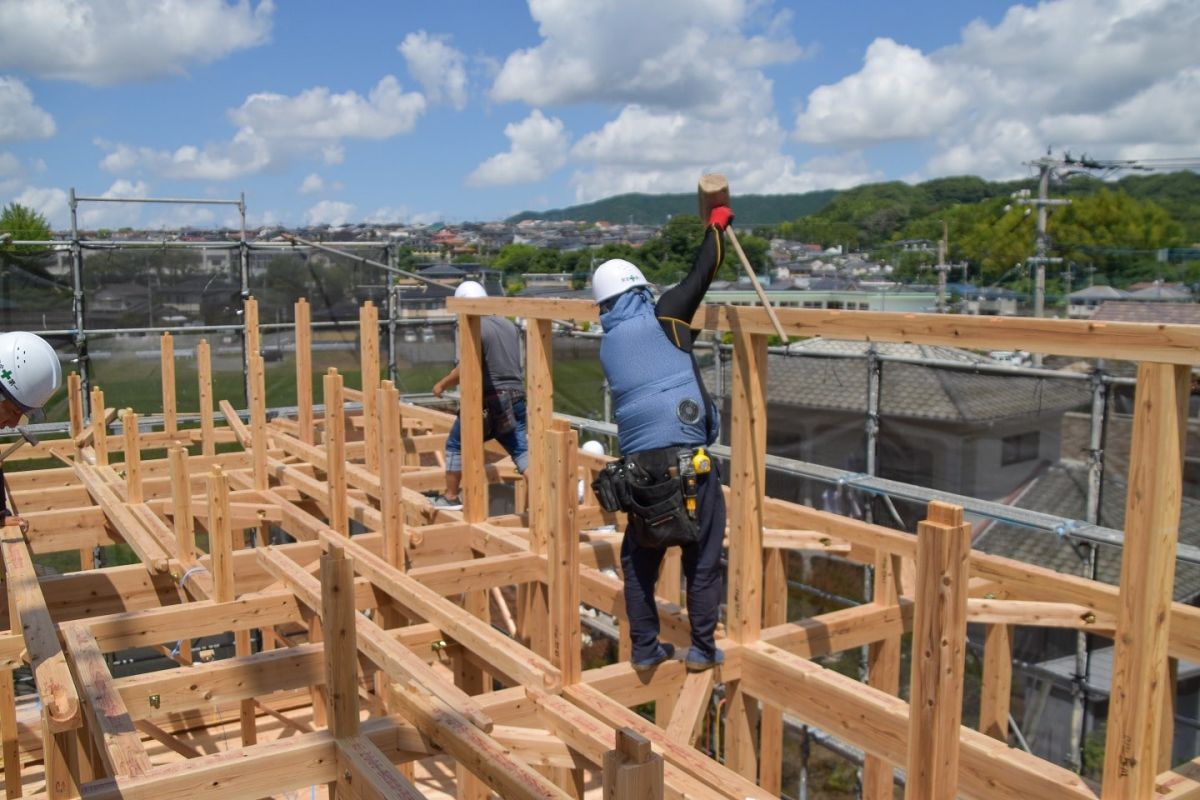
top-left (591, 201), bottom-right (732, 672)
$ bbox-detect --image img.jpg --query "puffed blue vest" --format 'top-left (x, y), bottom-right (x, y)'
top-left (599, 289), bottom-right (717, 454)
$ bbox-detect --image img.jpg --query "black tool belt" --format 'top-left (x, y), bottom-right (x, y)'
top-left (482, 388), bottom-right (523, 439)
top-left (591, 446), bottom-right (700, 549)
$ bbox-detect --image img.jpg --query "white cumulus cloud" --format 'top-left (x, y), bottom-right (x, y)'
top-left (0, 0), bottom-right (274, 86)
top-left (99, 76), bottom-right (426, 180)
top-left (400, 31), bottom-right (468, 110)
top-left (468, 110), bottom-right (568, 187)
top-left (0, 77), bottom-right (56, 143)
top-left (12, 186), bottom-right (68, 228)
top-left (306, 200), bottom-right (356, 227)
top-left (299, 173), bottom-right (324, 194)
top-left (792, 0), bottom-right (1200, 180)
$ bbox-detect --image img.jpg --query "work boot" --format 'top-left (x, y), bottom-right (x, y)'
top-left (684, 646), bottom-right (724, 672)
top-left (631, 643), bottom-right (675, 674)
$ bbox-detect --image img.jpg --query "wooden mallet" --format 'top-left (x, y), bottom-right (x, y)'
top-left (698, 173), bottom-right (788, 341)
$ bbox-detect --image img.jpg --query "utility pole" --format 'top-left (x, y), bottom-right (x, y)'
top-left (1013, 156), bottom-right (1069, 365)
top-left (935, 219), bottom-right (951, 313)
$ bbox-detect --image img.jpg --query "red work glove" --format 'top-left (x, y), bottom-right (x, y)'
top-left (707, 205), bottom-right (734, 231)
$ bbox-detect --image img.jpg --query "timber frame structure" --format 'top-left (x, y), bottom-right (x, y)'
top-left (0, 293), bottom-right (1197, 800)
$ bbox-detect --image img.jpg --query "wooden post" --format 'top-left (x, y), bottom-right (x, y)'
top-left (208, 467), bottom-right (233, 603)
top-left (379, 381), bottom-right (405, 571)
top-left (67, 373), bottom-right (83, 448)
top-left (455, 587), bottom-right (490, 800)
top-left (360, 301), bottom-right (380, 472)
top-left (121, 410), bottom-right (141, 504)
top-left (521, 318), bottom-right (553, 657)
top-left (724, 318), bottom-right (768, 780)
top-left (168, 447), bottom-right (194, 665)
top-left (249, 354), bottom-right (268, 491)
top-left (160, 332), bottom-right (177, 435)
top-left (196, 338), bottom-right (215, 457)
top-left (295, 298), bottom-right (314, 445)
top-left (758, 547), bottom-right (787, 795)
top-left (603, 728), bottom-right (663, 800)
top-left (980, 623), bottom-right (1013, 742)
top-left (458, 313), bottom-right (487, 522)
top-left (324, 369), bottom-right (348, 536)
top-left (90, 387), bottom-right (108, 466)
top-left (244, 295), bottom-right (260, 359)
top-left (0, 666), bottom-right (20, 797)
top-left (321, 541), bottom-right (360, 739)
top-left (1101, 363), bottom-right (1190, 800)
top-left (548, 428), bottom-right (581, 686)
top-left (655, 549), bottom-right (681, 606)
top-left (904, 501), bottom-right (971, 800)
top-left (863, 550), bottom-right (904, 799)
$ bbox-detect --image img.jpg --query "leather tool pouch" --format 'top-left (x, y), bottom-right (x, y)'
top-left (482, 390), bottom-right (518, 439)
top-left (624, 449), bottom-right (700, 549)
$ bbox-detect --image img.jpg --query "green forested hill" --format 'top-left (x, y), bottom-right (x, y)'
top-left (506, 188), bottom-right (838, 226)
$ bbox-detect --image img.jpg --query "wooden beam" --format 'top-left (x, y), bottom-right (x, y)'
top-left (160, 332), bottom-right (176, 435)
top-left (324, 369), bottom-right (348, 536)
top-left (548, 428), bottom-right (581, 686)
top-left (336, 736), bottom-right (424, 800)
top-left (740, 641), bottom-right (1096, 800)
top-left (61, 624), bottom-right (150, 779)
top-left (196, 338), bottom-right (215, 457)
top-left (905, 502), bottom-right (971, 800)
top-left (664, 670), bottom-right (713, 747)
top-left (458, 313), bottom-right (487, 522)
top-left (1102, 363), bottom-right (1190, 800)
top-left (359, 301), bottom-right (380, 473)
top-left (121, 410), bottom-right (142, 504)
top-left (322, 542), bottom-right (361, 739)
top-left (980, 622), bottom-right (1013, 742)
top-left (315, 530), bottom-right (560, 692)
top-left (603, 728), bottom-right (664, 800)
top-left (254, 545), bottom-right (493, 732)
top-left (758, 547), bottom-right (786, 795)
top-left (295, 298), bottom-right (314, 445)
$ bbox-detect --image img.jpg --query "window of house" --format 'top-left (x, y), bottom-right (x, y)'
top-left (827, 301), bottom-right (843, 310)
top-left (1001, 431), bottom-right (1040, 465)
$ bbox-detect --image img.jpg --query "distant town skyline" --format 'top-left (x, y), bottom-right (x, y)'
top-left (2, 0), bottom-right (1196, 231)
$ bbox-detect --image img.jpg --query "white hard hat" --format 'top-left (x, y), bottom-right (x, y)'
top-left (0, 332), bottom-right (62, 412)
top-left (592, 259), bottom-right (648, 304)
top-left (454, 280), bottom-right (487, 299)
top-left (581, 439), bottom-right (606, 457)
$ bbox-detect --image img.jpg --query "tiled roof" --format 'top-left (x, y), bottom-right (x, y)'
top-left (1091, 300), bottom-right (1200, 324)
top-left (708, 340), bottom-right (1091, 422)
top-left (972, 462), bottom-right (1200, 601)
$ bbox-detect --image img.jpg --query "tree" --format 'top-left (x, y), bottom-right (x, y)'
top-left (0, 202), bottom-right (52, 243)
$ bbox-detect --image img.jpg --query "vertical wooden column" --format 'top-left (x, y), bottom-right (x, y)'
top-left (1101, 363), bottom-right (1189, 800)
top-left (521, 318), bottom-right (553, 656)
top-left (603, 728), bottom-right (663, 800)
top-left (160, 332), bottom-right (177, 436)
top-left (863, 550), bottom-right (904, 799)
top-left (904, 501), bottom-right (971, 800)
top-left (67, 373), bottom-right (83, 448)
top-left (169, 447), bottom-right (195, 664)
top-left (295, 298), bottom-right (314, 445)
top-left (321, 542), bottom-right (360, 739)
top-left (90, 388), bottom-right (108, 466)
top-left (359, 301), bottom-right (380, 472)
top-left (243, 296), bottom-right (260, 359)
top-left (248, 354), bottom-right (268, 491)
top-left (324, 369), bottom-right (348, 536)
top-left (0, 664), bottom-right (20, 797)
top-left (548, 427), bottom-right (581, 686)
top-left (196, 339), bottom-right (215, 457)
top-left (207, 466), bottom-right (256, 745)
top-left (121, 411), bottom-right (141, 504)
top-left (724, 320), bottom-right (768, 780)
top-left (758, 547), bottom-right (787, 795)
top-left (979, 623), bottom-right (1013, 742)
top-left (455, 588), bottom-right (490, 800)
top-left (457, 313), bottom-right (487, 523)
top-left (655, 550), bottom-right (681, 606)
top-left (379, 381), bottom-right (405, 571)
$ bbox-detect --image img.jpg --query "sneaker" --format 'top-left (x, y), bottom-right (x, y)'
top-left (684, 646), bottom-right (724, 671)
top-left (632, 642), bottom-right (675, 674)
top-left (430, 494), bottom-right (463, 510)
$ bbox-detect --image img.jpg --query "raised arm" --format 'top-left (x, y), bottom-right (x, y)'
top-left (655, 206), bottom-right (733, 351)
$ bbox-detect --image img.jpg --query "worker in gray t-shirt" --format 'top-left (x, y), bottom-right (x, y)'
top-left (430, 281), bottom-right (528, 510)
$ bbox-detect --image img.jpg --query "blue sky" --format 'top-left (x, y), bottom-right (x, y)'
top-left (1, 0), bottom-right (1196, 231)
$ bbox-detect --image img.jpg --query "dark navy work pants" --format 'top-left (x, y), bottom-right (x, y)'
top-left (620, 467), bottom-right (725, 662)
